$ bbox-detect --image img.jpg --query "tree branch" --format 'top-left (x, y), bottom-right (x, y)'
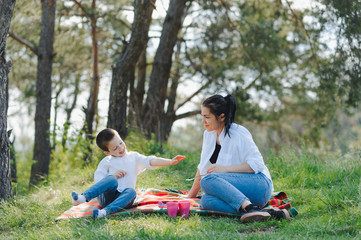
top-left (8, 30), bottom-right (38, 55)
top-left (175, 110), bottom-right (200, 121)
top-left (174, 43), bottom-right (217, 111)
top-left (72, 0), bottom-right (90, 18)
top-left (176, 80), bottom-right (211, 111)
top-left (115, 17), bottom-right (132, 30)
top-left (217, 1), bottom-right (268, 72)
top-left (244, 72), bottom-right (263, 91)
top-left (285, 0), bottom-right (320, 70)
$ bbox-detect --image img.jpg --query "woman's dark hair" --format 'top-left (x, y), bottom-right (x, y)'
top-left (96, 128), bottom-right (116, 151)
top-left (202, 94), bottom-right (236, 137)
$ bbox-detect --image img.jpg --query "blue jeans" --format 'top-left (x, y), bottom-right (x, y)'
top-left (82, 175), bottom-right (137, 215)
top-left (200, 172), bottom-right (272, 213)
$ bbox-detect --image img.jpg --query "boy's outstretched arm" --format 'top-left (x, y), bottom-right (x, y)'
top-left (150, 155), bottom-right (186, 166)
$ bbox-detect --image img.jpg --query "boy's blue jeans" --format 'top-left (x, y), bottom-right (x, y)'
top-left (82, 175), bottom-right (136, 215)
top-left (200, 172), bottom-right (272, 213)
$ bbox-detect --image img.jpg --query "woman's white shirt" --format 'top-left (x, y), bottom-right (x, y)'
top-left (198, 123), bottom-right (273, 190)
top-left (94, 151), bottom-right (156, 192)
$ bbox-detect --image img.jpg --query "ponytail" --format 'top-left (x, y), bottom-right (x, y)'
top-left (224, 94), bottom-right (236, 136)
top-left (202, 94), bottom-right (237, 137)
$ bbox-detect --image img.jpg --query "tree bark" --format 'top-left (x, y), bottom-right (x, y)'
top-left (162, 40), bottom-right (182, 141)
top-left (135, 48), bottom-right (147, 119)
top-left (76, 0), bottom-right (100, 137)
top-left (71, 0), bottom-right (100, 161)
top-left (30, 0), bottom-right (56, 187)
top-left (131, 47), bottom-right (147, 129)
top-left (128, 3), bottom-right (154, 130)
top-left (62, 76), bottom-right (80, 148)
top-left (142, 0), bottom-right (190, 142)
top-left (107, 0), bottom-right (155, 138)
top-left (0, 0), bottom-right (16, 201)
top-left (52, 84), bottom-right (63, 149)
top-left (8, 130), bottom-right (17, 184)
top-left (84, 14), bottom-right (99, 136)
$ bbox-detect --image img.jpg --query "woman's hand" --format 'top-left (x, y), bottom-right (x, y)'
top-left (206, 164), bottom-right (228, 174)
top-left (171, 155), bottom-right (186, 165)
top-left (187, 169), bottom-right (201, 198)
top-left (113, 169), bottom-right (127, 179)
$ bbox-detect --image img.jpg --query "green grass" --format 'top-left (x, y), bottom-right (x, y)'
top-left (1, 142), bottom-right (361, 239)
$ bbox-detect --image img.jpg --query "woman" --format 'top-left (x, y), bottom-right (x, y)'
top-left (187, 94), bottom-right (289, 222)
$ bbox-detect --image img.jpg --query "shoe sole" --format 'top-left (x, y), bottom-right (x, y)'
top-left (240, 212), bottom-right (271, 223)
top-left (281, 209), bottom-right (291, 221)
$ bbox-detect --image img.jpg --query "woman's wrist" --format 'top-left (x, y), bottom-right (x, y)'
top-left (224, 165), bottom-right (232, 172)
top-left (187, 189), bottom-right (198, 198)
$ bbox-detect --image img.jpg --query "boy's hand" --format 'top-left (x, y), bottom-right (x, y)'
top-left (171, 155), bottom-right (186, 165)
top-left (113, 169), bottom-right (127, 179)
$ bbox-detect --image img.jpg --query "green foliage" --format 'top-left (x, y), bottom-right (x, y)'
top-left (11, 151), bottom-right (33, 196)
top-left (180, 0), bottom-right (360, 147)
top-left (50, 128), bottom-right (103, 170)
top-left (7, 0), bottom-right (40, 111)
top-left (7, 0), bottom-right (133, 148)
top-left (125, 130), bottom-right (167, 156)
top-left (168, 118), bottom-right (204, 152)
top-left (316, 0), bottom-right (361, 108)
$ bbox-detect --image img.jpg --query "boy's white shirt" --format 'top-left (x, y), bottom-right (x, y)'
top-left (198, 123), bottom-right (273, 191)
top-left (94, 151), bottom-right (156, 192)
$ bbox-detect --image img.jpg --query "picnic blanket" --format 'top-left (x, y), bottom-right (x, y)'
top-left (56, 188), bottom-right (298, 221)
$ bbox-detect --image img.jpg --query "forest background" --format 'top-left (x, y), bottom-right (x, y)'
top-left (0, 0), bottom-right (360, 238)
top-left (3, 0), bottom-right (360, 188)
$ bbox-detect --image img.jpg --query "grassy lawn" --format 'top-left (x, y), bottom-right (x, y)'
top-left (1, 141), bottom-right (360, 239)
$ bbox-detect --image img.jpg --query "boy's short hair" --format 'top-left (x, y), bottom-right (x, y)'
top-left (96, 128), bottom-right (116, 152)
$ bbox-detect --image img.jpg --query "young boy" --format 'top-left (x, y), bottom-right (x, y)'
top-left (71, 128), bottom-right (185, 219)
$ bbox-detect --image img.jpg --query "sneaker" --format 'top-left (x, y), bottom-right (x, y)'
top-left (92, 209), bottom-right (99, 219)
top-left (266, 208), bottom-right (291, 221)
top-left (240, 204), bottom-right (271, 223)
top-left (92, 209), bottom-right (107, 219)
top-left (71, 191), bottom-right (86, 206)
top-left (71, 191), bottom-right (80, 206)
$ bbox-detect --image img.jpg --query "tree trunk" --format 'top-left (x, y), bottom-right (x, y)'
top-left (132, 47), bottom-right (147, 129)
top-left (63, 76), bottom-right (80, 148)
top-left (107, 0), bottom-right (155, 138)
top-left (30, 0), bottom-right (56, 187)
top-left (0, 0), bottom-right (16, 201)
top-left (52, 84), bottom-right (63, 149)
top-left (135, 48), bottom-right (147, 119)
top-left (162, 40), bottom-right (182, 141)
top-left (8, 130), bottom-right (17, 184)
top-left (129, 3), bottom-right (153, 130)
top-left (83, 0), bottom-right (100, 137)
top-left (0, 71), bottom-right (12, 201)
top-left (141, 0), bottom-right (190, 142)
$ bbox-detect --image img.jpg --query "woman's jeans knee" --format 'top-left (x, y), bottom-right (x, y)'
top-left (200, 173), bottom-right (272, 213)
